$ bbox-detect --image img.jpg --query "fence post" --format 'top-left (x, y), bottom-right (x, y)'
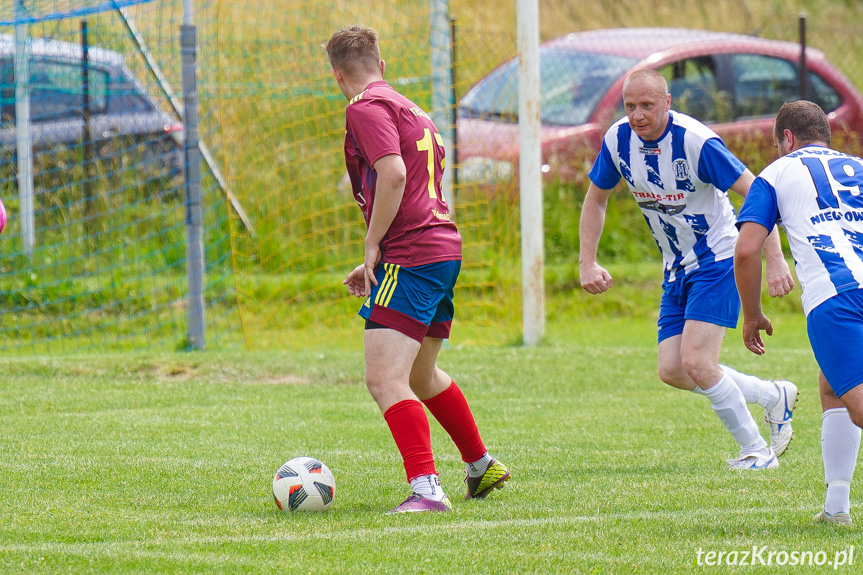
top-left (181, 1), bottom-right (205, 350)
top-left (14, 0), bottom-right (34, 257)
top-left (81, 20), bottom-right (96, 247)
top-left (798, 13), bottom-right (807, 101)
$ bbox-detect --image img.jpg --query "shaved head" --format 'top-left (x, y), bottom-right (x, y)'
top-left (623, 69), bottom-right (668, 100)
top-left (622, 68), bottom-right (671, 141)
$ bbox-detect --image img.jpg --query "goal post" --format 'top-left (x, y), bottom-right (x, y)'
top-left (517, 0), bottom-right (545, 345)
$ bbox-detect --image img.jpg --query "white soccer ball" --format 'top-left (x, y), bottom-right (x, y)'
top-left (272, 456), bottom-right (336, 512)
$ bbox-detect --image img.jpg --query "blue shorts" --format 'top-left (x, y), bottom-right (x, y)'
top-left (657, 258), bottom-right (740, 343)
top-left (807, 289), bottom-right (863, 397)
top-left (358, 260), bottom-right (461, 343)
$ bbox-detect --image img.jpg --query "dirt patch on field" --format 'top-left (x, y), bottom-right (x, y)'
top-left (127, 362), bottom-right (312, 385)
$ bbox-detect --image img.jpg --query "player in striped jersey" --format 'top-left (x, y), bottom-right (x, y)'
top-left (736, 100), bottom-right (863, 525)
top-left (325, 26), bottom-right (509, 514)
top-left (580, 69), bottom-right (797, 469)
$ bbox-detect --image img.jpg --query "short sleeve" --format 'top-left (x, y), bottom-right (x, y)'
top-left (696, 138), bottom-right (746, 191)
top-left (737, 176), bottom-right (779, 231)
top-left (346, 98), bottom-right (401, 166)
top-left (588, 140), bottom-right (622, 190)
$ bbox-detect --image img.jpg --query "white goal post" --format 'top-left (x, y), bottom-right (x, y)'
top-left (517, 0), bottom-right (545, 345)
top-left (431, 0), bottom-right (545, 346)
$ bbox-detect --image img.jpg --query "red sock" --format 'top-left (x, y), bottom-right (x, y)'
top-left (422, 381), bottom-right (487, 463)
top-left (383, 399), bottom-right (437, 482)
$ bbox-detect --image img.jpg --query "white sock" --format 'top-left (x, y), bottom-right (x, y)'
top-left (701, 374), bottom-right (766, 451)
top-left (721, 365), bottom-right (780, 409)
top-left (466, 452), bottom-right (492, 478)
top-left (410, 474), bottom-right (446, 501)
top-left (822, 408), bottom-right (861, 515)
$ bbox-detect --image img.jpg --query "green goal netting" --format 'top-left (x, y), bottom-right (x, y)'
top-left (0, 0), bottom-right (522, 354)
top-left (0, 0), bottom-right (239, 354)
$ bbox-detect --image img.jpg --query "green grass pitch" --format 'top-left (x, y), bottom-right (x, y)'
top-left (0, 313), bottom-right (858, 574)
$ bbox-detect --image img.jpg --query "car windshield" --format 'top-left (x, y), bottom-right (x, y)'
top-left (460, 48), bottom-right (636, 126)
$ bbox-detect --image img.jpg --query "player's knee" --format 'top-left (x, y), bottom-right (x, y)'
top-left (819, 386), bottom-right (839, 409)
top-left (657, 364), bottom-right (683, 386)
top-left (680, 356), bottom-right (712, 386)
top-left (364, 376), bottom-right (390, 404)
top-left (846, 405), bottom-right (863, 429)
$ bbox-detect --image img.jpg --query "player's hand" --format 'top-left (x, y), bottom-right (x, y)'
top-left (766, 258), bottom-right (794, 298)
top-left (742, 314), bottom-right (773, 355)
top-left (363, 242), bottom-right (382, 297)
top-left (579, 262), bottom-right (613, 295)
top-left (342, 264), bottom-right (367, 298)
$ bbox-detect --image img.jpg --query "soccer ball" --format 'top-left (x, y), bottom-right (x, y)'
top-left (272, 456), bottom-right (336, 512)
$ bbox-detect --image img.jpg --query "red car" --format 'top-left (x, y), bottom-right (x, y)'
top-left (456, 27), bottom-right (863, 185)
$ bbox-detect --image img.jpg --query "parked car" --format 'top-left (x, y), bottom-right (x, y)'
top-left (0, 33), bottom-right (183, 173)
top-left (457, 27), bottom-right (863, 185)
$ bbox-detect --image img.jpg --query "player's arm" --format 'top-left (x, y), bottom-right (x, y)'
top-left (579, 182), bottom-right (615, 295)
top-left (362, 153), bottom-right (406, 295)
top-left (728, 170), bottom-right (794, 298)
top-left (727, 168), bottom-right (756, 198)
top-left (734, 221), bottom-right (773, 355)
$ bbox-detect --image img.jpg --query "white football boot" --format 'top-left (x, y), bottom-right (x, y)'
top-left (765, 380), bottom-right (798, 457)
top-left (727, 447), bottom-right (779, 470)
top-left (814, 509), bottom-right (853, 526)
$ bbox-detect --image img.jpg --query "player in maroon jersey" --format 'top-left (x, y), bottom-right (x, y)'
top-left (325, 25), bottom-right (509, 513)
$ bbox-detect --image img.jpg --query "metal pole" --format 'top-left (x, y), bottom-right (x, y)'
top-left (14, 0), bottom-right (34, 256)
top-left (82, 20), bottom-right (95, 245)
top-left (183, 0), bottom-right (194, 26)
top-left (181, 6), bottom-right (205, 349)
top-left (517, 0), bottom-right (544, 346)
top-left (798, 13), bottom-right (807, 101)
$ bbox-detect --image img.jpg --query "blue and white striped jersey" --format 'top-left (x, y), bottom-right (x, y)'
top-left (589, 111), bottom-right (746, 282)
top-left (738, 144), bottom-right (863, 315)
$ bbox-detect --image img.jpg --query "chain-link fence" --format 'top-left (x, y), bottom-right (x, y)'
top-left (0, 0), bottom-right (240, 354)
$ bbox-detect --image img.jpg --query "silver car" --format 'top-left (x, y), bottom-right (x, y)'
top-left (0, 33), bottom-right (182, 173)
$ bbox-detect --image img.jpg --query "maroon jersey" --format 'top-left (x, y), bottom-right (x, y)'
top-left (344, 80), bottom-right (461, 266)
